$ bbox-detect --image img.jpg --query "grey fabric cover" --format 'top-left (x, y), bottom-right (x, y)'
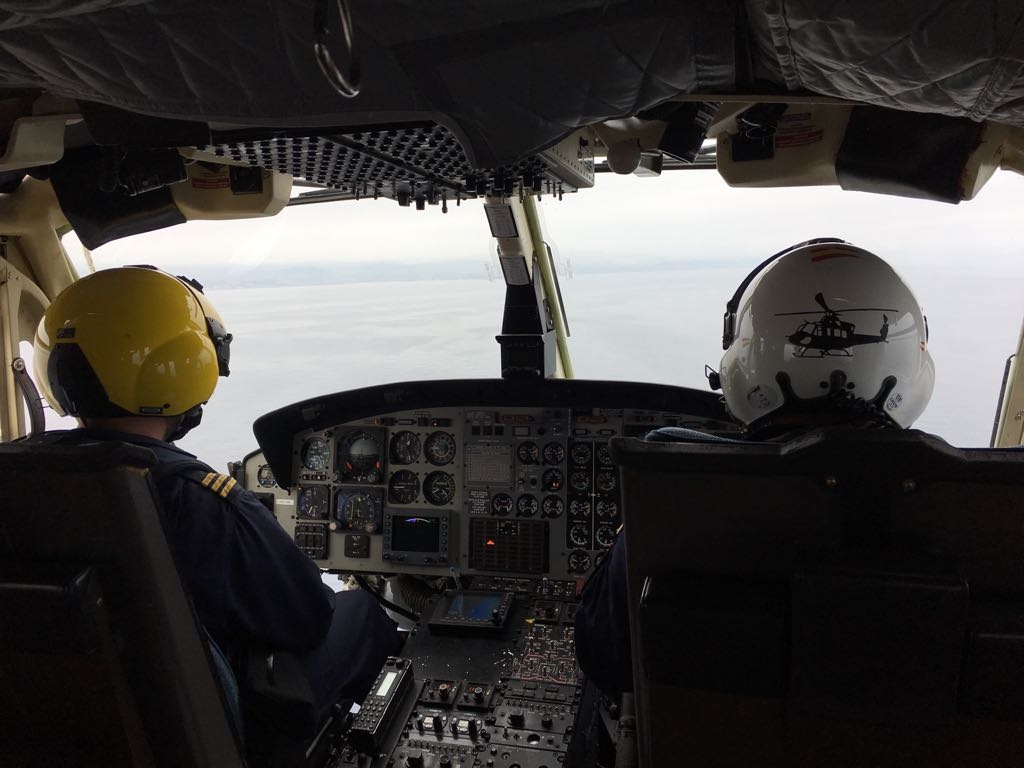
top-left (1, 1), bottom-right (1022, 165)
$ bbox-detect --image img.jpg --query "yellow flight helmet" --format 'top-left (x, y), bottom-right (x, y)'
top-left (34, 266), bottom-right (231, 424)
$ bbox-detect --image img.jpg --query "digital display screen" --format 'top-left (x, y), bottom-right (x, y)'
top-left (376, 670), bottom-right (398, 697)
top-left (391, 514), bottom-right (441, 552)
top-left (445, 593), bottom-right (501, 621)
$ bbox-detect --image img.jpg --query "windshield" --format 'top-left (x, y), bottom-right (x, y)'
top-left (70, 169), bottom-right (1024, 464)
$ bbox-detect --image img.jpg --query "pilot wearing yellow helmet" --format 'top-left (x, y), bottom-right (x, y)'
top-left (32, 266), bottom-right (400, 755)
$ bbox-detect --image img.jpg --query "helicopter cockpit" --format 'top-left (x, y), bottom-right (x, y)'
top-left (2, 4), bottom-right (1024, 768)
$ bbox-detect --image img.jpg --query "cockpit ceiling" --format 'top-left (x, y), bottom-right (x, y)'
top-left (2, 0), bottom-right (1024, 171)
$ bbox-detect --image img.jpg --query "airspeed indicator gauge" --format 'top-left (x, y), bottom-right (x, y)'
top-left (389, 430), bottom-right (421, 465)
top-left (301, 437), bottom-right (330, 471)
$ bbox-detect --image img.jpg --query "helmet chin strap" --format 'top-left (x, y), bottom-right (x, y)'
top-left (167, 405), bottom-right (204, 442)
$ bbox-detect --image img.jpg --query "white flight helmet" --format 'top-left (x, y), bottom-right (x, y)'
top-left (717, 238), bottom-right (934, 432)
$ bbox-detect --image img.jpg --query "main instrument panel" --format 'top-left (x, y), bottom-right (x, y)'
top-left (244, 379), bottom-right (734, 580)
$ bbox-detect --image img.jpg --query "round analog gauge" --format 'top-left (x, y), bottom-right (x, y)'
top-left (389, 430), bottom-right (421, 465)
top-left (542, 495), bottom-right (564, 518)
top-left (569, 523), bottom-right (591, 547)
top-left (570, 471), bottom-right (590, 492)
top-left (569, 499), bottom-right (591, 518)
top-left (338, 430), bottom-right (383, 483)
top-left (568, 550), bottom-right (592, 574)
top-left (335, 490), bottom-right (383, 533)
top-left (570, 443), bottom-right (592, 466)
top-left (541, 469), bottom-right (563, 492)
top-left (388, 470), bottom-right (420, 504)
top-left (595, 499), bottom-right (619, 519)
top-left (424, 431), bottom-right (457, 466)
top-left (542, 442), bottom-right (565, 465)
top-left (256, 464), bottom-right (277, 488)
top-left (596, 471), bottom-right (617, 492)
top-left (597, 444), bottom-right (614, 466)
top-left (516, 494), bottom-right (538, 517)
top-left (423, 471), bottom-right (456, 505)
top-left (491, 492), bottom-right (513, 516)
top-left (301, 437), bottom-right (330, 471)
top-left (298, 485), bottom-right (329, 519)
top-left (517, 441), bottom-right (540, 465)
top-left (595, 525), bottom-right (618, 548)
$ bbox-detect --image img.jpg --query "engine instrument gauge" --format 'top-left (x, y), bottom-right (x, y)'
top-left (257, 464), bottom-right (277, 488)
top-left (424, 431), bottom-right (457, 466)
top-left (301, 437), bottom-right (330, 471)
top-left (595, 499), bottom-right (619, 519)
top-left (338, 430), bottom-right (384, 483)
top-left (542, 495), bottom-right (564, 518)
top-left (335, 489), bottom-right (383, 533)
top-left (388, 470), bottom-right (420, 504)
top-left (570, 471), bottom-right (590, 492)
top-left (516, 494), bottom-right (538, 517)
top-left (597, 444), bottom-right (614, 466)
top-left (570, 442), bottom-right (592, 466)
top-left (595, 525), bottom-right (618, 548)
top-left (423, 471), bottom-right (456, 505)
top-left (389, 430), bottom-right (421, 465)
top-left (298, 485), bottom-right (329, 519)
top-left (517, 441), bottom-right (540, 464)
top-left (596, 471), bottom-right (617, 492)
top-left (568, 550), bottom-right (592, 574)
top-left (491, 492), bottom-right (513, 516)
top-left (569, 523), bottom-right (591, 547)
top-left (569, 499), bottom-right (591, 518)
top-left (541, 469), bottom-right (563, 492)
top-left (542, 442), bottom-right (565, 464)
top-left (569, 548), bottom-right (593, 573)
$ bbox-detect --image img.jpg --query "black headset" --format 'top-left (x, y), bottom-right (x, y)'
top-left (720, 237), bottom-right (846, 350)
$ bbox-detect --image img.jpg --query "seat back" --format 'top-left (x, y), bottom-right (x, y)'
top-left (0, 441), bottom-right (244, 768)
top-left (612, 429), bottom-right (1024, 768)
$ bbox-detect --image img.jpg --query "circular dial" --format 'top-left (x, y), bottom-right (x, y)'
top-left (542, 495), bottom-right (564, 518)
top-left (298, 485), bottom-right (329, 519)
top-left (542, 442), bottom-right (565, 465)
top-left (256, 464), bottom-right (277, 488)
top-left (569, 499), bottom-right (591, 518)
top-left (597, 444), bottom-right (614, 466)
top-left (570, 443), bottom-right (592, 466)
top-left (424, 431), bottom-right (457, 466)
top-left (338, 430), bottom-right (383, 483)
top-left (389, 430), bottom-right (421, 465)
top-left (301, 437), bottom-right (330, 471)
top-left (491, 492), bottom-right (513, 516)
top-left (570, 471), bottom-right (590, 492)
top-left (568, 550), bottom-right (592, 574)
top-left (595, 499), bottom-right (619, 519)
top-left (595, 525), bottom-right (618, 548)
top-left (516, 494), bottom-right (538, 517)
top-left (517, 441), bottom-right (540, 465)
top-left (388, 470), bottom-right (420, 504)
top-left (596, 471), bottom-right (617, 492)
top-left (569, 523), bottom-right (591, 547)
top-left (423, 471), bottom-right (456, 505)
top-left (335, 490), bottom-right (383, 533)
top-left (541, 469), bottom-right (563, 492)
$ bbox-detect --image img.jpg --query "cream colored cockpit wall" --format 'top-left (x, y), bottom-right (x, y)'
top-left (0, 178), bottom-right (77, 440)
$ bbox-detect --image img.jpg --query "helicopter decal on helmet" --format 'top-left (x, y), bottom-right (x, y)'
top-left (777, 292), bottom-right (895, 358)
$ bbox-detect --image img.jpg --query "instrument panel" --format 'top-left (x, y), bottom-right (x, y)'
top-left (244, 379), bottom-right (734, 580)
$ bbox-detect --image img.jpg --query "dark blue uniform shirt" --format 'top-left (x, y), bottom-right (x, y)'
top-left (36, 428), bottom-right (400, 719)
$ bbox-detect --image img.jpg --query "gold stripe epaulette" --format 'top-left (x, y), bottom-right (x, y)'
top-left (199, 472), bottom-right (239, 499)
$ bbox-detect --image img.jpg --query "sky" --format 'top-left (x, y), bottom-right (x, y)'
top-left (66, 167), bottom-right (1024, 450)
